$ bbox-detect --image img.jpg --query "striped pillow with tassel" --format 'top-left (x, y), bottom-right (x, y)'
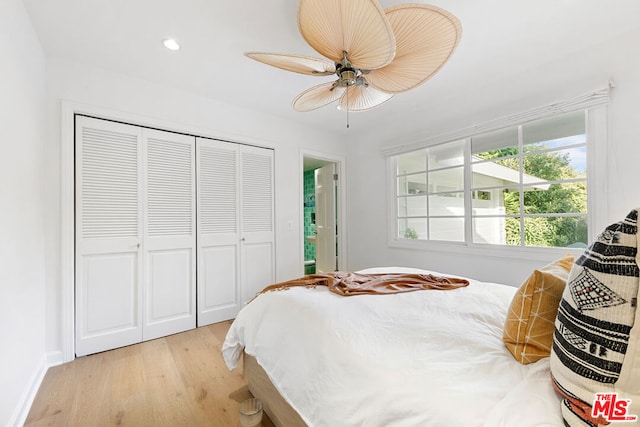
top-left (550, 209), bottom-right (640, 426)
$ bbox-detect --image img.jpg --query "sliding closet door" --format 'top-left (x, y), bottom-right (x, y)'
top-left (240, 145), bottom-right (275, 303)
top-left (142, 129), bottom-right (196, 340)
top-left (75, 116), bottom-right (143, 357)
top-left (197, 138), bottom-right (241, 325)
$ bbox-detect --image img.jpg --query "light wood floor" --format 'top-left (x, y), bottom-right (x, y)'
top-left (25, 320), bottom-right (274, 426)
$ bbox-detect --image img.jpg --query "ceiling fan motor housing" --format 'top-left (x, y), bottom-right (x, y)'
top-left (336, 52), bottom-right (367, 87)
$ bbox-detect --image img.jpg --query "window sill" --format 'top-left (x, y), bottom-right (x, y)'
top-left (388, 238), bottom-right (586, 262)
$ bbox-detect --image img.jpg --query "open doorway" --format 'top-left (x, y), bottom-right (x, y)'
top-left (302, 154), bottom-right (344, 274)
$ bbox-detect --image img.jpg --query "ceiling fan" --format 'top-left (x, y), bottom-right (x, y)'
top-left (245, 0), bottom-right (462, 114)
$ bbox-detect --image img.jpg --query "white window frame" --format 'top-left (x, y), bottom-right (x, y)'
top-left (384, 88), bottom-right (610, 261)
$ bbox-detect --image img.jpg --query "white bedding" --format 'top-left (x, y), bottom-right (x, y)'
top-left (222, 267), bottom-right (563, 426)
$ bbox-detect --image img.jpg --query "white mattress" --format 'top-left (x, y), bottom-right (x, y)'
top-left (222, 267), bottom-right (563, 426)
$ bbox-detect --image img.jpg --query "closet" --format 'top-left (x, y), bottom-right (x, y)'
top-left (196, 138), bottom-right (275, 325)
top-left (75, 116), bottom-right (274, 356)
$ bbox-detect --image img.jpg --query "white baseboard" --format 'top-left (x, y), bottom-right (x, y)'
top-left (8, 355), bottom-right (48, 427)
top-left (46, 350), bottom-right (64, 367)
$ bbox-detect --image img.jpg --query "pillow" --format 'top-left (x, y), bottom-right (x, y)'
top-left (550, 209), bottom-right (640, 426)
top-left (503, 254), bottom-right (574, 364)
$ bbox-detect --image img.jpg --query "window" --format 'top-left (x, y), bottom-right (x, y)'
top-left (393, 110), bottom-right (592, 248)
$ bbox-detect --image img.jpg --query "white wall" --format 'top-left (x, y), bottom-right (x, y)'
top-left (43, 59), bottom-right (350, 360)
top-left (0, 0), bottom-right (48, 425)
top-left (346, 27), bottom-right (640, 287)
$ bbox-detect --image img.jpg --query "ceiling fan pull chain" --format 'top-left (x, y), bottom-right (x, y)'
top-left (346, 88), bottom-right (350, 129)
top-left (344, 86), bottom-right (349, 129)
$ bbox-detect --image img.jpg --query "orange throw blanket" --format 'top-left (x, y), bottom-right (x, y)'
top-left (252, 271), bottom-right (469, 301)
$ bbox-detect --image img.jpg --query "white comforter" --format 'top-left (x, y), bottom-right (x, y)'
top-left (222, 267), bottom-right (563, 426)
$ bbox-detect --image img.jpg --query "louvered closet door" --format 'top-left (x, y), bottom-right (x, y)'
top-left (75, 116), bottom-right (143, 357)
top-left (240, 145), bottom-right (275, 304)
top-left (142, 129), bottom-right (196, 340)
top-left (196, 138), bottom-right (241, 325)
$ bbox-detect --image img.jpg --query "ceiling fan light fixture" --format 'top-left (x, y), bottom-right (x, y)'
top-left (339, 69), bottom-right (357, 86)
top-left (292, 82), bottom-right (345, 112)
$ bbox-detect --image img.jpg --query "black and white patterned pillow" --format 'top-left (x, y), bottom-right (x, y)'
top-left (550, 209), bottom-right (640, 426)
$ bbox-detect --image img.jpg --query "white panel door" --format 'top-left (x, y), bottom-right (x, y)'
top-left (142, 129), bottom-right (196, 340)
top-left (196, 138), bottom-right (241, 325)
top-left (240, 145), bottom-right (275, 303)
top-left (75, 116), bottom-right (143, 357)
top-left (315, 164), bottom-right (337, 272)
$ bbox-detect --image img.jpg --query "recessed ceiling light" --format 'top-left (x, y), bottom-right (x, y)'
top-left (163, 38), bottom-right (180, 51)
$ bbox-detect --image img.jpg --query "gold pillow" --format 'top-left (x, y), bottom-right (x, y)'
top-left (503, 254), bottom-right (574, 364)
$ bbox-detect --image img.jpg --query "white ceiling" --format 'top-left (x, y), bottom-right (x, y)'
top-left (22, 0), bottom-right (640, 137)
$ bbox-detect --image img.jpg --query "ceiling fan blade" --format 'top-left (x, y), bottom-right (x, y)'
top-left (298, 0), bottom-right (396, 70)
top-left (365, 5), bottom-right (462, 93)
top-left (292, 82), bottom-right (346, 112)
top-left (339, 85), bottom-right (394, 112)
top-left (245, 52), bottom-right (336, 76)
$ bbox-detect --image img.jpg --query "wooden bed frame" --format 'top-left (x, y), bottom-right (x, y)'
top-left (243, 353), bottom-right (307, 427)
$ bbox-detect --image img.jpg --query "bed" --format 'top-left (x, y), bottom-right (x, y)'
top-left (222, 267), bottom-right (564, 426)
